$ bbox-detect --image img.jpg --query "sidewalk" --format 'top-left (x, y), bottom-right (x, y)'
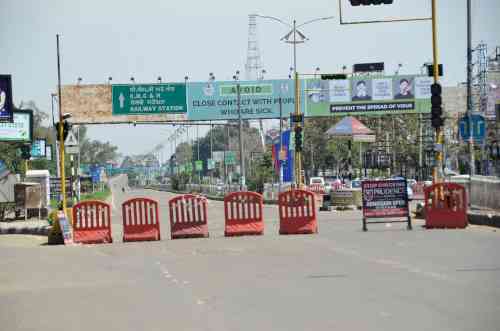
top-left (0, 218), bottom-right (51, 236)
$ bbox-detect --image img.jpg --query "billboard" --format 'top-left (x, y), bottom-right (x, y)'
top-left (187, 79), bottom-right (299, 121)
top-left (60, 84), bottom-right (187, 124)
top-left (0, 75), bottom-right (14, 123)
top-left (305, 75), bottom-right (432, 116)
top-left (0, 110), bottom-right (33, 142)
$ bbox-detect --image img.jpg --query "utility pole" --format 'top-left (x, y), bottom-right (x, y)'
top-left (56, 34), bottom-right (66, 211)
top-left (466, 0), bottom-right (475, 177)
top-left (237, 82), bottom-right (245, 191)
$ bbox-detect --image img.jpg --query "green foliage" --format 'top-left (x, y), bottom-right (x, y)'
top-left (80, 187), bottom-right (111, 201)
top-left (170, 172), bottom-right (190, 191)
top-left (247, 151), bottom-right (274, 193)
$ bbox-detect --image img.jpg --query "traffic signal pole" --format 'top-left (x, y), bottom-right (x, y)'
top-left (56, 34), bottom-right (67, 211)
top-left (431, 0), bottom-right (443, 183)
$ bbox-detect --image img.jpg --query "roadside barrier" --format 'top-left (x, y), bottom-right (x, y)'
top-left (424, 183), bottom-right (468, 229)
top-left (72, 200), bottom-right (113, 244)
top-left (224, 191), bottom-right (264, 236)
top-left (122, 198), bottom-right (161, 242)
top-left (169, 194), bottom-right (209, 239)
top-left (278, 189), bottom-right (318, 235)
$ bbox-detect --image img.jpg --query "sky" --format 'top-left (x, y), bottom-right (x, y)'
top-left (1, 0), bottom-right (499, 160)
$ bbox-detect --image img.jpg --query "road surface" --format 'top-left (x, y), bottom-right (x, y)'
top-left (1, 175), bottom-right (499, 331)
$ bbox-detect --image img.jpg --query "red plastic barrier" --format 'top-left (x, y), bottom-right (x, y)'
top-left (278, 189), bottom-right (318, 235)
top-left (224, 191), bottom-right (264, 236)
top-left (122, 198), bottom-right (160, 242)
top-left (424, 183), bottom-right (468, 229)
top-left (72, 200), bottom-right (113, 244)
top-left (169, 194), bottom-right (209, 239)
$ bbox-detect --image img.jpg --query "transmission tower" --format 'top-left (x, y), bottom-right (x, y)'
top-left (245, 14), bottom-right (264, 80)
top-left (245, 14), bottom-right (267, 152)
top-left (472, 42), bottom-right (488, 114)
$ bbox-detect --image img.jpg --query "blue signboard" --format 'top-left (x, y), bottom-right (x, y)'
top-left (90, 165), bottom-right (101, 183)
top-left (31, 139), bottom-right (46, 158)
top-left (459, 114), bottom-right (486, 143)
top-left (187, 79), bottom-right (300, 121)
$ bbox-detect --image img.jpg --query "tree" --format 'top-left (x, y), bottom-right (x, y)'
top-left (79, 125), bottom-right (120, 165)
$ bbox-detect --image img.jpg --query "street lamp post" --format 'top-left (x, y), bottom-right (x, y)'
top-left (233, 71), bottom-right (245, 191)
top-left (255, 14), bottom-right (334, 187)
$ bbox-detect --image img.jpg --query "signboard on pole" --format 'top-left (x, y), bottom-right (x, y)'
top-left (224, 151), bottom-right (236, 165)
top-left (45, 145), bottom-right (52, 161)
top-left (207, 159), bottom-right (215, 170)
top-left (361, 179), bottom-right (412, 231)
top-left (30, 139), bottom-right (46, 158)
top-left (305, 75), bottom-right (432, 117)
top-left (187, 79), bottom-right (299, 120)
top-left (65, 145), bottom-right (80, 154)
top-left (459, 114), bottom-right (486, 143)
top-left (112, 84), bottom-right (187, 116)
top-left (64, 129), bottom-right (78, 146)
top-left (0, 110), bottom-right (33, 142)
top-left (195, 160), bottom-right (203, 171)
top-left (0, 75), bottom-right (14, 123)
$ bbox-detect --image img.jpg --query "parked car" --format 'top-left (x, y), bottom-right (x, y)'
top-left (309, 177), bottom-right (325, 186)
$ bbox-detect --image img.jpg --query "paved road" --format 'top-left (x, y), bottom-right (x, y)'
top-left (1, 176), bottom-right (499, 331)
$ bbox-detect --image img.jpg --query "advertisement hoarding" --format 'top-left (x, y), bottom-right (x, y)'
top-left (305, 75), bottom-right (432, 117)
top-left (0, 75), bottom-right (14, 123)
top-left (187, 79), bottom-right (299, 121)
top-left (0, 110), bottom-right (33, 142)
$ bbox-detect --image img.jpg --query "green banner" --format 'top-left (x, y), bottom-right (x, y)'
top-left (207, 159), bottom-right (215, 170)
top-left (195, 160), bottom-right (203, 171)
top-left (305, 75), bottom-right (432, 117)
top-left (112, 83), bottom-right (187, 115)
top-left (224, 151), bottom-right (236, 165)
top-left (185, 163), bottom-right (193, 172)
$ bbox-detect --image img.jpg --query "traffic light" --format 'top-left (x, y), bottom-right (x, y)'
top-left (431, 83), bottom-right (443, 128)
top-left (20, 145), bottom-right (31, 160)
top-left (55, 121), bottom-right (71, 141)
top-left (294, 126), bottom-right (303, 152)
top-left (349, 0), bottom-right (394, 6)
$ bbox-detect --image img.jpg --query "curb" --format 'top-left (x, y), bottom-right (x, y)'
top-left (0, 225), bottom-right (51, 236)
top-left (468, 212), bottom-right (500, 228)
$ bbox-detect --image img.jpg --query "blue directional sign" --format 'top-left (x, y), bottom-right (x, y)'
top-left (459, 114), bottom-right (485, 143)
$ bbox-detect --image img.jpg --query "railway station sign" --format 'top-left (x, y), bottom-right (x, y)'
top-left (112, 83), bottom-right (187, 116)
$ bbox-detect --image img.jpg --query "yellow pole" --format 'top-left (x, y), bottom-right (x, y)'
top-left (431, 0), bottom-right (442, 184)
top-left (294, 71), bottom-right (302, 188)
